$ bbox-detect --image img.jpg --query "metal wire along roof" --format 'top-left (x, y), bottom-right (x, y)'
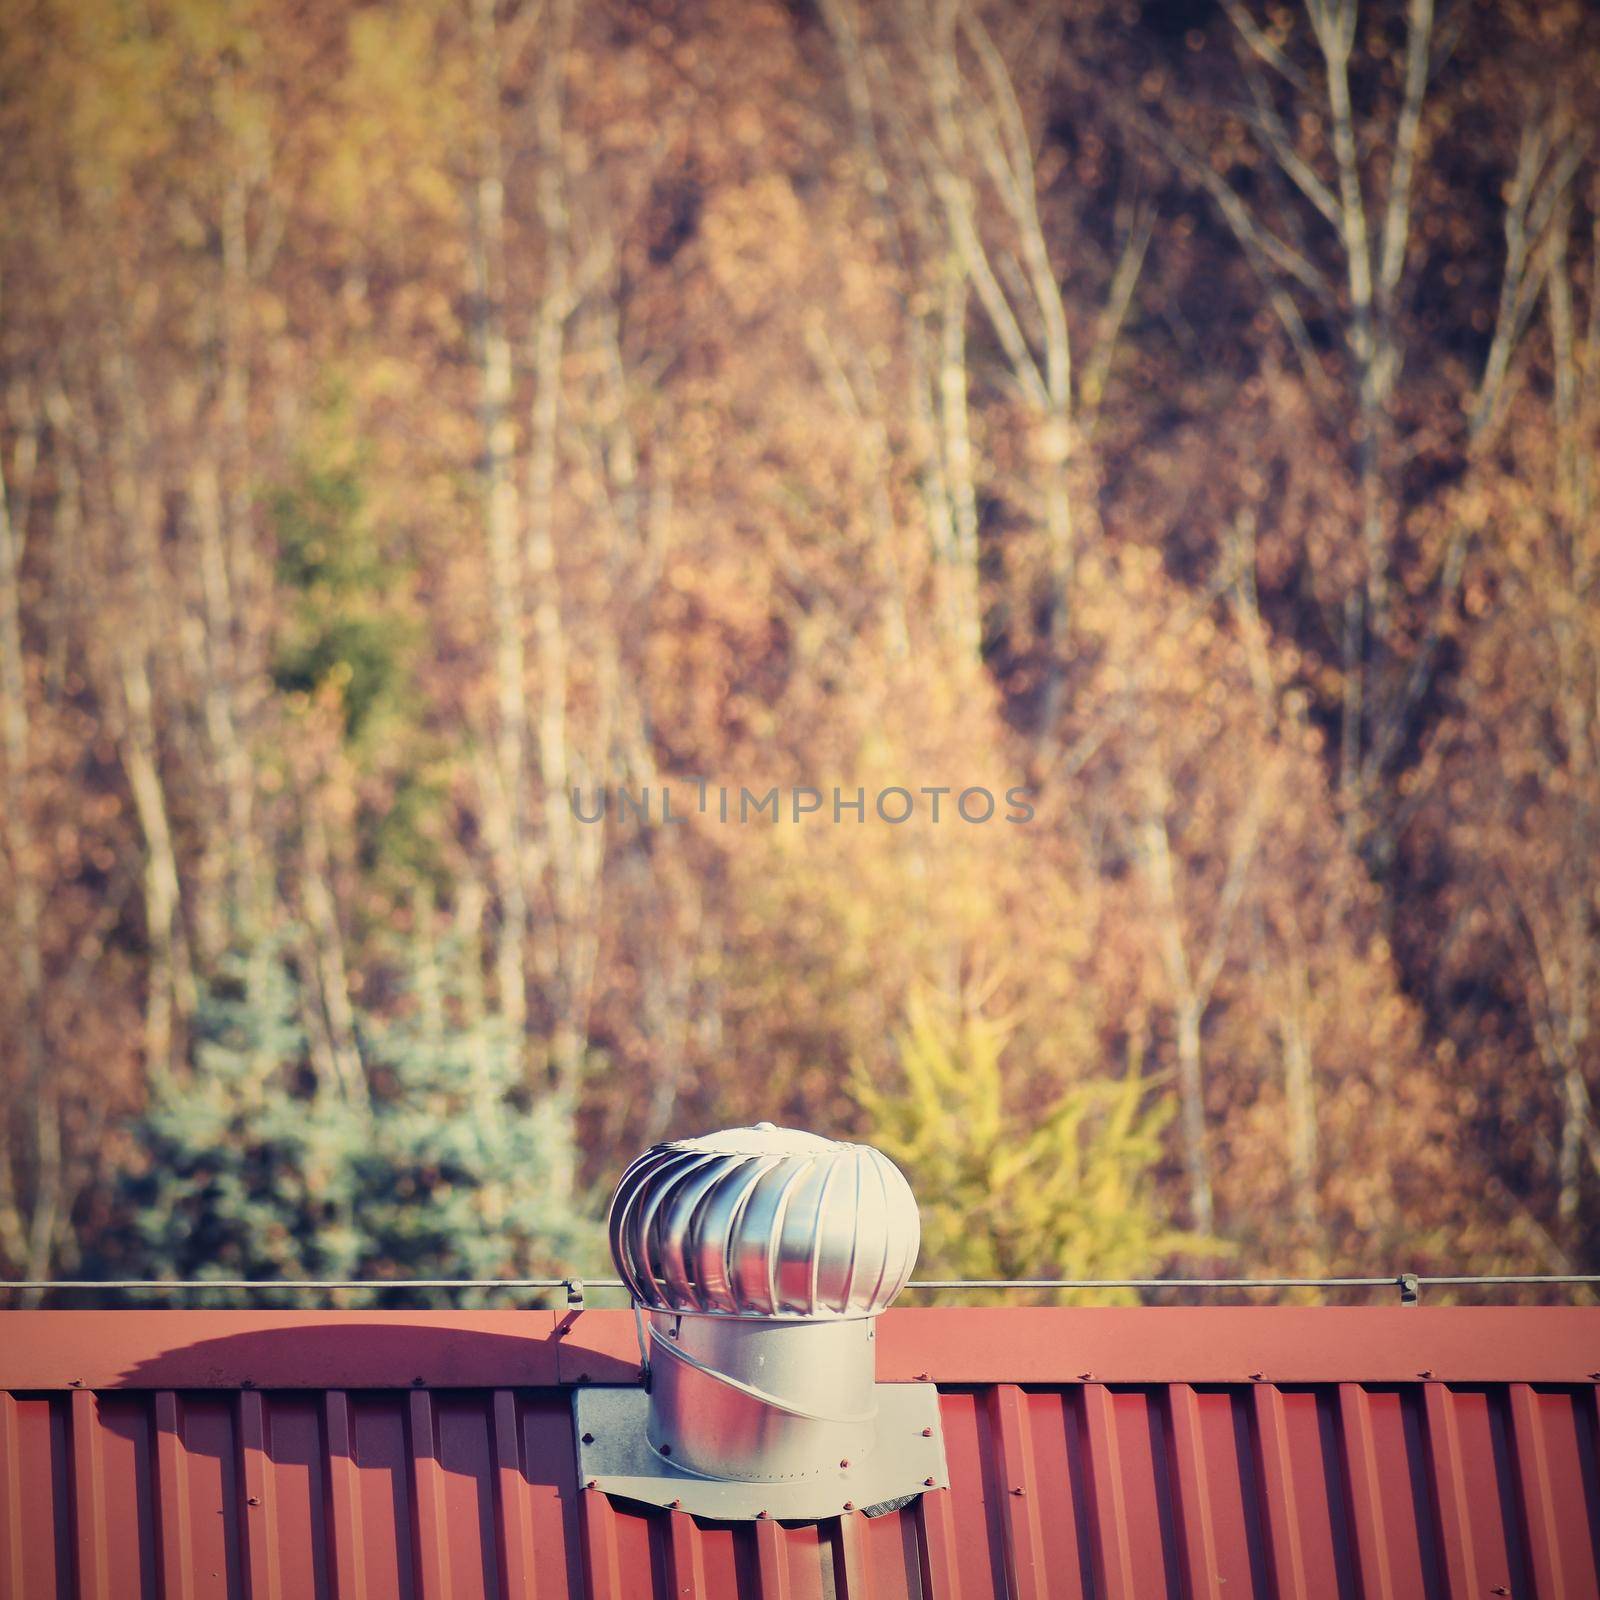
top-left (7, 1271), bottom-right (1600, 1302)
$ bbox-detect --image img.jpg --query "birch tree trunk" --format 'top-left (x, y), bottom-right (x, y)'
top-left (1280, 942), bottom-right (1319, 1238)
top-left (117, 646), bottom-right (191, 1074)
top-left (188, 457), bottom-right (260, 958)
top-left (1141, 776), bottom-right (1265, 1240)
top-left (1173, 997), bottom-right (1212, 1239)
top-left (96, 307), bottom-right (196, 1072)
top-left (938, 260), bottom-right (982, 664)
top-left (0, 374), bottom-right (48, 1283)
top-left (298, 797), bottom-right (368, 1109)
top-left (525, 0), bottom-right (585, 1110)
top-left (469, 0), bottom-right (530, 1044)
top-left (821, 0), bottom-right (982, 666)
top-left (1142, 813), bottom-right (1215, 1237)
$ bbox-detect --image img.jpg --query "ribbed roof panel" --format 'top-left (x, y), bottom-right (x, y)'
top-left (2, 1308), bottom-right (1597, 1599)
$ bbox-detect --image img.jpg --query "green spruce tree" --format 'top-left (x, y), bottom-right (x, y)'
top-left (106, 944), bottom-right (599, 1305)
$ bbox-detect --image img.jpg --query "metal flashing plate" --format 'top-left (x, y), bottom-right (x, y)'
top-left (572, 1382), bottom-right (948, 1521)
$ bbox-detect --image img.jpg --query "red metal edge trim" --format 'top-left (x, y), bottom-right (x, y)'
top-left (552, 1306), bottom-right (1600, 1387)
top-left (876, 1307), bottom-right (1600, 1384)
top-left (0, 1311), bottom-right (562, 1390)
top-left (2, 1307), bottom-right (1599, 1390)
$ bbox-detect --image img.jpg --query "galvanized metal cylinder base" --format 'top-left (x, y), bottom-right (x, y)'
top-left (646, 1311), bottom-right (877, 1482)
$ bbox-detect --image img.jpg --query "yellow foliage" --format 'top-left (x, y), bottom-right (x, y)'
top-left (852, 988), bottom-right (1217, 1304)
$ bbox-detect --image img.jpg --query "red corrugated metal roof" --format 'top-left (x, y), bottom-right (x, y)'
top-left (3, 1307), bottom-right (1598, 1598)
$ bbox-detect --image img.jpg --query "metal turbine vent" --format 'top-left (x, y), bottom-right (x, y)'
top-left (607, 1122), bottom-right (919, 1318)
top-left (578, 1122), bottom-right (946, 1519)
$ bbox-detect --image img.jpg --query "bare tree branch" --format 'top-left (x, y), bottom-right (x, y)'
top-left (1219, 0), bottom-right (1310, 91)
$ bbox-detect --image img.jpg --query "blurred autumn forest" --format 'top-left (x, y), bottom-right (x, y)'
top-left (2, 0), bottom-right (1599, 1302)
